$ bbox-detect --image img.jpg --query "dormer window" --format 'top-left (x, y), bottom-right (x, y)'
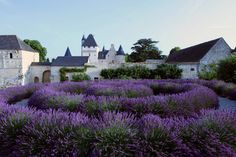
top-left (10, 53), bottom-right (13, 59)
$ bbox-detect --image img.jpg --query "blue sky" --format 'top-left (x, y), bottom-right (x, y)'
top-left (0, 0), bottom-right (235, 59)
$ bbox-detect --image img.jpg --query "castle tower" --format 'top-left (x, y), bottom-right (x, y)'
top-left (0, 35), bottom-right (39, 87)
top-left (116, 45), bottom-right (126, 63)
top-left (81, 34), bottom-right (99, 63)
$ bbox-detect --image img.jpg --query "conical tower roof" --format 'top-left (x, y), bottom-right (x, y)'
top-left (117, 45), bottom-right (125, 55)
top-left (82, 34), bottom-right (98, 47)
top-left (64, 47), bottom-right (72, 57)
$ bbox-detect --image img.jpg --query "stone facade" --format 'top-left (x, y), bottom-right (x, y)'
top-left (0, 36), bottom-right (233, 88)
top-left (199, 38), bottom-right (232, 70)
top-left (166, 38), bottom-right (232, 79)
top-left (0, 49), bottom-right (39, 87)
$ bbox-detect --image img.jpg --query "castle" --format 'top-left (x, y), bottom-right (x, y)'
top-left (0, 34), bottom-right (126, 87)
top-left (0, 34), bottom-right (233, 88)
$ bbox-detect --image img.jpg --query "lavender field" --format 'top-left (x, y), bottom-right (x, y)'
top-left (0, 80), bottom-right (235, 156)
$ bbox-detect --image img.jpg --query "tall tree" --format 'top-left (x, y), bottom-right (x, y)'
top-left (24, 39), bottom-right (47, 62)
top-left (170, 47), bottom-right (181, 54)
top-left (127, 38), bottom-right (163, 62)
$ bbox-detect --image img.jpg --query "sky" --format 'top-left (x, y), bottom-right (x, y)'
top-left (0, 0), bottom-right (235, 59)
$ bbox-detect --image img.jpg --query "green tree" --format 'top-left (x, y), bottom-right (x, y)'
top-left (127, 38), bottom-right (163, 62)
top-left (24, 39), bottom-right (47, 62)
top-left (170, 47), bottom-right (181, 54)
top-left (217, 55), bottom-right (236, 83)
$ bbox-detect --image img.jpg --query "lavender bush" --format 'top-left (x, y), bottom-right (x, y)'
top-left (28, 81), bottom-right (218, 117)
top-left (0, 79), bottom-right (235, 156)
top-left (0, 103), bottom-right (235, 156)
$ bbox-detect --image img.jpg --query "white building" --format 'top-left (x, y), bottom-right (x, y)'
top-left (0, 34), bottom-right (126, 87)
top-left (0, 35), bottom-right (233, 88)
top-left (166, 38), bottom-right (232, 78)
top-left (0, 35), bottom-right (39, 87)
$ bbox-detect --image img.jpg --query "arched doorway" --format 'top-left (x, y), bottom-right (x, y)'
top-left (42, 70), bottom-right (51, 83)
top-left (34, 77), bottom-right (39, 83)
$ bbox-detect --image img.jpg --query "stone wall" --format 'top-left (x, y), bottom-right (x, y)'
top-left (0, 50), bottom-right (22, 87)
top-left (177, 63), bottom-right (199, 79)
top-left (21, 50), bottom-right (39, 85)
top-left (30, 65), bottom-right (51, 83)
top-left (81, 46), bottom-right (99, 63)
top-left (200, 38), bottom-right (231, 69)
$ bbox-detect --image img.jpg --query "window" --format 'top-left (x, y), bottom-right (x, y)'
top-left (10, 53), bottom-right (13, 59)
top-left (191, 68), bottom-right (195, 71)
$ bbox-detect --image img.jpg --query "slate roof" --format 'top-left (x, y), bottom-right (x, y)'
top-left (51, 56), bottom-right (89, 66)
top-left (0, 35), bottom-right (38, 52)
top-left (117, 45), bottom-right (125, 55)
top-left (98, 46), bottom-right (109, 59)
top-left (82, 34), bottom-right (98, 47)
top-left (64, 47), bottom-right (72, 57)
top-left (31, 62), bottom-right (51, 66)
top-left (166, 38), bottom-right (222, 63)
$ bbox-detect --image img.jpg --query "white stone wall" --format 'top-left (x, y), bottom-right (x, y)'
top-left (81, 46), bottom-right (99, 63)
top-left (30, 65), bottom-right (51, 83)
top-left (0, 50), bottom-right (22, 87)
top-left (51, 66), bottom-right (62, 82)
top-left (21, 50), bottom-right (39, 85)
top-left (200, 38), bottom-right (231, 70)
top-left (105, 45), bottom-right (117, 64)
top-left (115, 55), bottom-right (126, 63)
top-left (177, 63), bottom-right (199, 79)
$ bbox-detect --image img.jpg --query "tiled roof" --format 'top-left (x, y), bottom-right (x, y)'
top-left (98, 46), bottom-right (109, 59)
top-left (31, 62), bottom-right (51, 66)
top-left (0, 35), bottom-right (38, 52)
top-left (166, 38), bottom-right (222, 63)
top-left (82, 34), bottom-right (98, 47)
top-left (51, 56), bottom-right (89, 66)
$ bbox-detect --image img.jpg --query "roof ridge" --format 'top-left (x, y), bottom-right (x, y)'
top-left (16, 36), bottom-right (38, 52)
top-left (166, 38), bottom-right (223, 63)
top-left (180, 38), bottom-right (221, 52)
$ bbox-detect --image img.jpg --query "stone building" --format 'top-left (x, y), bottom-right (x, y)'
top-left (0, 35), bottom-right (233, 88)
top-left (0, 34), bottom-right (126, 87)
top-left (0, 35), bottom-right (39, 87)
top-left (166, 38), bottom-right (232, 78)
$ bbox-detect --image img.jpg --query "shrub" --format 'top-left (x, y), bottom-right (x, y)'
top-left (27, 81), bottom-right (218, 117)
top-left (0, 95), bottom-right (235, 156)
top-left (100, 65), bottom-right (183, 79)
top-left (155, 64), bottom-right (182, 79)
top-left (1, 79), bottom-right (236, 156)
top-left (199, 63), bottom-right (218, 80)
top-left (92, 112), bottom-right (137, 156)
top-left (85, 83), bottom-right (153, 98)
top-left (217, 55), bottom-right (236, 83)
top-left (72, 73), bottom-right (91, 82)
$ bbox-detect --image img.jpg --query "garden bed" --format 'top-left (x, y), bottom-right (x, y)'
top-left (0, 80), bottom-right (235, 156)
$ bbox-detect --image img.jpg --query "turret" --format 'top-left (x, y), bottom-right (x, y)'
top-left (117, 45), bottom-right (125, 55)
top-left (64, 47), bottom-right (72, 57)
top-left (116, 45), bottom-right (126, 63)
top-left (81, 34), bottom-right (99, 63)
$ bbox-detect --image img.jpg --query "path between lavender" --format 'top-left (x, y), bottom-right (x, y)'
top-left (14, 97), bottom-right (236, 110)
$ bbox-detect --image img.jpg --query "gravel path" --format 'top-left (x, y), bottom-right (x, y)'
top-left (13, 97), bottom-right (236, 110)
top-left (218, 97), bottom-right (236, 110)
top-left (14, 99), bottom-right (29, 107)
